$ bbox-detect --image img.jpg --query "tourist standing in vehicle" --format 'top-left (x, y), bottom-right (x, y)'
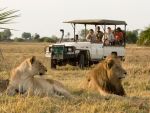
top-left (114, 27), bottom-right (123, 45)
top-left (106, 27), bottom-right (115, 45)
top-left (95, 26), bottom-right (104, 43)
top-left (86, 29), bottom-right (96, 42)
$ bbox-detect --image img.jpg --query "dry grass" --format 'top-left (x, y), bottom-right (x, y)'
top-left (0, 42), bottom-right (150, 113)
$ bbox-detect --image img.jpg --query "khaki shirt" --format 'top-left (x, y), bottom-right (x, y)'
top-left (95, 31), bottom-right (104, 42)
top-left (86, 33), bottom-right (96, 42)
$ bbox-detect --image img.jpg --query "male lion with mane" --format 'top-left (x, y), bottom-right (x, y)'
top-left (84, 55), bottom-right (127, 96)
top-left (6, 56), bottom-right (72, 98)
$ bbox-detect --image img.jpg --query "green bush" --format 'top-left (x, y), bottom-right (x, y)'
top-left (14, 38), bottom-right (25, 42)
top-left (137, 26), bottom-right (150, 46)
top-left (126, 30), bottom-right (138, 44)
top-left (38, 37), bottom-right (58, 43)
top-left (43, 37), bottom-right (52, 42)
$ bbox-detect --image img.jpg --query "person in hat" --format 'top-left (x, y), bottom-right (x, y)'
top-left (95, 26), bottom-right (104, 43)
top-left (114, 27), bottom-right (123, 45)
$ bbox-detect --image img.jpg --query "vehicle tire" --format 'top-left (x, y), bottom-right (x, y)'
top-left (79, 54), bottom-right (85, 69)
top-left (85, 51), bottom-right (90, 67)
top-left (51, 59), bottom-right (56, 69)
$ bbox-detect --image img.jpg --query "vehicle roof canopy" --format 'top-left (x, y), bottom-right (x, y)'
top-left (64, 19), bottom-right (127, 25)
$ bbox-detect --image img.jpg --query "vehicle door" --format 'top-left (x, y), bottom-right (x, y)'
top-left (90, 43), bottom-right (103, 60)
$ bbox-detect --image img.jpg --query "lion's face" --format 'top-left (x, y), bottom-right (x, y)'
top-left (85, 56), bottom-right (126, 96)
top-left (105, 58), bottom-right (127, 80)
top-left (30, 56), bottom-right (47, 76)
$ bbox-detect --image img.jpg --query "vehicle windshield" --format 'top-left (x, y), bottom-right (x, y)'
top-left (52, 46), bottom-right (64, 54)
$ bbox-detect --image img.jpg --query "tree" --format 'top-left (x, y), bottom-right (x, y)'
top-left (3, 29), bottom-right (11, 40)
top-left (22, 32), bottom-right (31, 40)
top-left (137, 26), bottom-right (150, 46)
top-left (0, 8), bottom-right (19, 41)
top-left (33, 33), bottom-right (40, 40)
top-left (0, 29), bottom-right (12, 40)
top-left (51, 35), bottom-right (58, 42)
top-left (126, 30), bottom-right (138, 44)
top-left (79, 29), bottom-right (89, 39)
top-left (0, 8), bottom-right (19, 29)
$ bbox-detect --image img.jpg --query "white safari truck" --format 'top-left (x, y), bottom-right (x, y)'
top-left (45, 19), bottom-right (127, 69)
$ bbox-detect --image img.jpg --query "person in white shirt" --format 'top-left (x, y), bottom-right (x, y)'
top-left (106, 27), bottom-right (115, 45)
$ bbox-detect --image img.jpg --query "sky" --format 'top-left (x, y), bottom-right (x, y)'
top-left (0, 0), bottom-right (150, 38)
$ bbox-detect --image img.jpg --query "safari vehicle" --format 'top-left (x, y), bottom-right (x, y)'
top-left (45, 19), bottom-right (127, 69)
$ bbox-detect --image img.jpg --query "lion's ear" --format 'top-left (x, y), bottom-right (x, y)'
top-left (106, 59), bottom-right (114, 69)
top-left (30, 56), bottom-right (36, 64)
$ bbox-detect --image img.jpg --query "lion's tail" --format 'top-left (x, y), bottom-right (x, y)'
top-left (46, 79), bottom-right (73, 98)
top-left (53, 85), bottom-right (72, 98)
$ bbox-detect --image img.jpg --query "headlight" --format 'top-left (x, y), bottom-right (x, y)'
top-left (45, 46), bottom-right (51, 52)
top-left (49, 47), bottom-right (52, 52)
top-left (68, 48), bottom-right (73, 52)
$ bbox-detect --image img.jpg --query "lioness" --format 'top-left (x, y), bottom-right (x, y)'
top-left (6, 56), bottom-right (72, 98)
top-left (85, 55), bottom-right (127, 96)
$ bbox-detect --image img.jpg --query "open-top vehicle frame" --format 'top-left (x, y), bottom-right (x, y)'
top-left (45, 19), bottom-right (127, 69)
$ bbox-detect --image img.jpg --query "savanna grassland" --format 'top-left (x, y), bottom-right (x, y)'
top-left (0, 42), bottom-right (150, 113)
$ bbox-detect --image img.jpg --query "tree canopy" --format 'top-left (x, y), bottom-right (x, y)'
top-left (79, 29), bottom-right (89, 39)
top-left (0, 29), bottom-right (12, 40)
top-left (126, 30), bottom-right (138, 44)
top-left (137, 26), bottom-right (150, 46)
top-left (22, 32), bottom-right (31, 40)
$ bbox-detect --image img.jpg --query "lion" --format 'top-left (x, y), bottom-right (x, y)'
top-left (84, 55), bottom-right (127, 96)
top-left (6, 56), bottom-right (72, 98)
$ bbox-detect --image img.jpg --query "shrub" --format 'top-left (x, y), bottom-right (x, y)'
top-left (137, 26), bottom-right (150, 46)
top-left (126, 30), bottom-right (138, 44)
top-left (14, 38), bottom-right (24, 42)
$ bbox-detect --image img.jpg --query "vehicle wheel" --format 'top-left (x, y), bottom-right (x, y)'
top-left (85, 51), bottom-right (90, 67)
top-left (79, 54), bottom-right (85, 69)
top-left (51, 59), bottom-right (56, 69)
